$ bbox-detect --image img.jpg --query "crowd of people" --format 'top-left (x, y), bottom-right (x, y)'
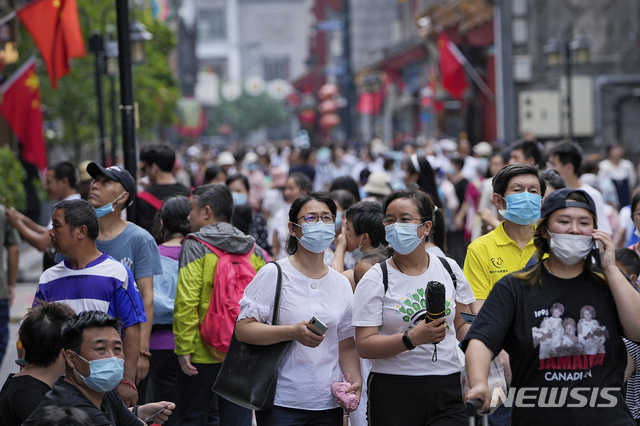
top-left (0, 135), bottom-right (639, 425)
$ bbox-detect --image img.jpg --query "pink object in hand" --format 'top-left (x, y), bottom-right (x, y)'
top-left (331, 374), bottom-right (360, 412)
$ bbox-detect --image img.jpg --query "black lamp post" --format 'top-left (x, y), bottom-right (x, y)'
top-left (89, 32), bottom-right (107, 166)
top-left (104, 27), bottom-right (119, 166)
top-left (543, 34), bottom-right (590, 141)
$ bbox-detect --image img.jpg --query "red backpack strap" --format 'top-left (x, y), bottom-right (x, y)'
top-left (137, 191), bottom-right (164, 210)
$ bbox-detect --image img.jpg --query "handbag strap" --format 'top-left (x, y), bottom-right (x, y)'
top-left (270, 261), bottom-right (284, 326)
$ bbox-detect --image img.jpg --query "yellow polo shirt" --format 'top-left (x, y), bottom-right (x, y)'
top-left (463, 221), bottom-right (536, 300)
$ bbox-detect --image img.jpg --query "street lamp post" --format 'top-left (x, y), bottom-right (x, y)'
top-left (104, 28), bottom-right (119, 166)
top-left (89, 32), bottom-right (107, 166)
top-left (544, 34), bottom-right (590, 141)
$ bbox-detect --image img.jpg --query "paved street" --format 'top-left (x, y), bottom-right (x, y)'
top-left (0, 241), bottom-right (42, 384)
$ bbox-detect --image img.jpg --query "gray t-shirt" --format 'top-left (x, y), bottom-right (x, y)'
top-left (96, 222), bottom-right (162, 279)
top-left (0, 205), bottom-right (20, 300)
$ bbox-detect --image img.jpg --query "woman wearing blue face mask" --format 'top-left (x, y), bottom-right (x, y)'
top-left (351, 187), bottom-right (476, 426)
top-left (227, 174), bottom-right (271, 257)
top-left (235, 192), bottom-right (362, 425)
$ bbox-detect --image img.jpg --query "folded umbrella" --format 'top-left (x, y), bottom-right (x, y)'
top-left (425, 280), bottom-right (446, 361)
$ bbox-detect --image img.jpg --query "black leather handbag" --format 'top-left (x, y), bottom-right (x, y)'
top-left (212, 261), bottom-right (292, 411)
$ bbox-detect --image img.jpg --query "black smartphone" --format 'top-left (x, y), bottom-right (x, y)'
top-left (592, 240), bottom-right (602, 270)
top-left (306, 316), bottom-right (328, 335)
top-left (460, 312), bottom-right (476, 324)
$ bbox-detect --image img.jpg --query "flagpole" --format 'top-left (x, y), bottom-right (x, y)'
top-left (0, 10), bottom-right (15, 27)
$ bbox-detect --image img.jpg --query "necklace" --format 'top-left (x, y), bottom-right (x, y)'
top-left (393, 255), bottom-right (404, 273)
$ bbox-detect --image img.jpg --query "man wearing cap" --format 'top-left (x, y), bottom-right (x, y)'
top-left (362, 171), bottom-right (393, 204)
top-left (32, 199), bottom-right (146, 407)
top-left (7, 160), bottom-right (81, 270)
top-left (135, 143), bottom-right (190, 236)
top-left (86, 163), bottom-right (162, 404)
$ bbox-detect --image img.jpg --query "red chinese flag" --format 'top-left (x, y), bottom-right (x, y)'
top-left (0, 57), bottom-right (47, 170)
top-left (438, 32), bottom-right (468, 100)
top-left (17, 0), bottom-right (86, 89)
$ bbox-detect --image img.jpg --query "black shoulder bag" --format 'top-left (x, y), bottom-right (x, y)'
top-left (212, 261), bottom-right (292, 411)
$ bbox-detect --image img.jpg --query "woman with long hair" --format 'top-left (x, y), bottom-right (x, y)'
top-left (464, 188), bottom-right (640, 425)
top-left (236, 192), bottom-right (361, 425)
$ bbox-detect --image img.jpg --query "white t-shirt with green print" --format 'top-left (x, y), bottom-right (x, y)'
top-left (352, 255), bottom-right (475, 376)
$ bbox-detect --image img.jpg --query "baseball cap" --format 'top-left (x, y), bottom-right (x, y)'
top-left (87, 163), bottom-right (137, 206)
top-left (540, 188), bottom-right (596, 219)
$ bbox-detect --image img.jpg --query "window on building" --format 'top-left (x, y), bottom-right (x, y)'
top-left (263, 57), bottom-right (289, 81)
top-left (198, 9), bottom-right (226, 41)
top-left (200, 57), bottom-right (228, 80)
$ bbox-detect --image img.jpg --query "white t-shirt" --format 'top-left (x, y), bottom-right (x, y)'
top-left (352, 255), bottom-right (475, 376)
top-left (238, 258), bottom-right (354, 411)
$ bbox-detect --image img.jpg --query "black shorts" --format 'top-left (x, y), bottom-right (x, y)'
top-left (367, 371), bottom-right (467, 426)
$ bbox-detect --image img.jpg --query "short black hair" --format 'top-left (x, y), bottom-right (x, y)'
top-left (329, 176), bottom-right (361, 202)
top-left (540, 169), bottom-right (565, 191)
top-left (405, 155), bottom-right (443, 208)
top-left (510, 140), bottom-right (542, 166)
top-left (33, 405), bottom-right (93, 426)
top-left (52, 161), bottom-right (79, 190)
top-left (615, 248), bottom-right (640, 278)
top-left (345, 201), bottom-right (386, 247)
top-left (21, 301), bottom-right (77, 368)
top-left (153, 195), bottom-right (191, 241)
top-left (285, 192), bottom-right (337, 255)
top-left (140, 142), bottom-right (176, 172)
top-left (288, 172), bottom-right (314, 195)
top-left (226, 173), bottom-right (250, 192)
top-left (192, 183), bottom-right (234, 223)
top-left (383, 185), bottom-right (436, 226)
top-left (61, 311), bottom-right (122, 354)
top-left (492, 164), bottom-right (546, 198)
top-left (52, 199), bottom-right (99, 240)
top-left (330, 189), bottom-right (357, 212)
top-left (204, 165), bottom-right (225, 183)
top-left (550, 142), bottom-right (583, 176)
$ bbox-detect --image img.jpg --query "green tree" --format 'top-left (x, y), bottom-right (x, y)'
top-left (8, 0), bottom-right (179, 163)
top-left (204, 92), bottom-right (289, 139)
top-left (0, 147), bottom-right (26, 211)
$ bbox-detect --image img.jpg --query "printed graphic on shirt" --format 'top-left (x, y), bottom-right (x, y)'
top-left (532, 303), bottom-right (610, 381)
top-left (489, 257), bottom-right (508, 275)
top-left (396, 287), bottom-right (452, 329)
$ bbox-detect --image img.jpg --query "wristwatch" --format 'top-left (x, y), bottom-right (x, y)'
top-left (402, 329), bottom-right (415, 350)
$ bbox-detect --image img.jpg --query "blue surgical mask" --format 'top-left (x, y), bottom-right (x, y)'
top-left (385, 222), bottom-right (425, 255)
top-left (295, 222), bottom-right (335, 253)
top-left (232, 192), bottom-right (248, 206)
top-left (95, 192), bottom-right (126, 218)
top-left (499, 192), bottom-right (541, 225)
top-left (73, 352), bottom-right (124, 393)
top-left (335, 212), bottom-right (342, 232)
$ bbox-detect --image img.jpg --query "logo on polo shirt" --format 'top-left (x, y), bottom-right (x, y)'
top-left (490, 257), bottom-right (508, 274)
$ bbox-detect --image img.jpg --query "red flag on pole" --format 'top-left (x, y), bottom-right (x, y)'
top-left (17, 0), bottom-right (86, 89)
top-left (0, 56), bottom-right (47, 170)
top-left (437, 32), bottom-right (468, 100)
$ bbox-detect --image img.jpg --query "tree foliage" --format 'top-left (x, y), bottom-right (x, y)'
top-left (204, 92), bottom-right (289, 139)
top-left (0, 147), bottom-right (26, 210)
top-left (7, 0), bottom-right (179, 163)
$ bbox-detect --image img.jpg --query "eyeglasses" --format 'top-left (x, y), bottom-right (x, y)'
top-left (297, 214), bottom-right (335, 224)
top-left (382, 216), bottom-right (423, 226)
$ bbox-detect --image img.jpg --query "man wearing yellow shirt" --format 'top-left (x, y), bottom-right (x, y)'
top-left (463, 164), bottom-right (545, 426)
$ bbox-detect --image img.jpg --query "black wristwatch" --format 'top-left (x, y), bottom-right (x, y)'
top-left (402, 329), bottom-right (415, 350)
top-left (132, 405), bottom-right (140, 418)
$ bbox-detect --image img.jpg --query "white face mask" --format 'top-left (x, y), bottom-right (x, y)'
top-left (548, 232), bottom-right (593, 265)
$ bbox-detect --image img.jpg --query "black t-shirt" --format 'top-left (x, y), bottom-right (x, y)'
top-left (0, 374), bottom-right (52, 426)
top-left (22, 379), bottom-right (140, 426)
top-left (461, 266), bottom-right (634, 425)
top-left (134, 183), bottom-right (191, 235)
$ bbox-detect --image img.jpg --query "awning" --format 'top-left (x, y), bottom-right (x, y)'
top-left (291, 68), bottom-right (325, 94)
top-left (359, 36), bottom-right (428, 74)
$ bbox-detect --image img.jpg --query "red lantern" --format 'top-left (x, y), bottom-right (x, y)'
top-left (319, 113), bottom-right (340, 129)
top-left (318, 83), bottom-right (339, 100)
top-left (318, 99), bottom-right (339, 114)
top-left (299, 109), bottom-right (316, 125)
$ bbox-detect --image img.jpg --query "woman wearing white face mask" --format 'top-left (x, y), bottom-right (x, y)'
top-left (351, 187), bottom-right (475, 425)
top-left (463, 188), bottom-right (640, 425)
top-left (235, 192), bottom-right (362, 425)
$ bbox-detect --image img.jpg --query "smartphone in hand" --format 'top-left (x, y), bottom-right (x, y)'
top-left (306, 316), bottom-right (328, 336)
top-left (460, 312), bottom-right (476, 324)
top-left (592, 240), bottom-right (602, 270)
